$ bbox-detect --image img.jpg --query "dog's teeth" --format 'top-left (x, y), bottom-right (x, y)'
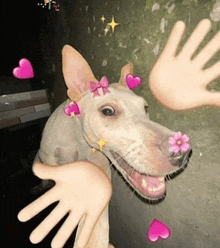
top-left (158, 177), bottom-right (165, 182)
top-left (141, 178), bottom-right (148, 189)
top-left (152, 187), bottom-right (157, 192)
top-left (153, 184), bottom-right (164, 192)
top-left (148, 187), bottom-right (153, 192)
top-left (156, 184), bottom-right (163, 190)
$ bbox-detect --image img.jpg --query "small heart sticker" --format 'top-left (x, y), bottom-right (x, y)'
top-left (13, 58), bottom-right (34, 79)
top-left (125, 74), bottom-right (142, 90)
top-left (148, 219), bottom-right (171, 242)
top-left (64, 101), bottom-right (80, 116)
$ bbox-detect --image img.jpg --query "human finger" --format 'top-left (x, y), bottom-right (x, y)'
top-left (161, 20), bottom-right (186, 57)
top-left (51, 211), bottom-right (84, 248)
top-left (194, 30), bottom-right (220, 67)
top-left (18, 188), bottom-right (58, 222)
top-left (180, 19), bottom-right (212, 59)
top-left (76, 212), bottom-right (103, 248)
top-left (29, 204), bottom-right (67, 244)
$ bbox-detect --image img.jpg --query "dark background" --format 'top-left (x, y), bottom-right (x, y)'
top-left (1, 0), bottom-right (220, 248)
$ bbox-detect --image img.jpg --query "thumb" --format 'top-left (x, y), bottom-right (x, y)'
top-left (32, 162), bottom-right (58, 180)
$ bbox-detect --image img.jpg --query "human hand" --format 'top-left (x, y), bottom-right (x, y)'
top-left (18, 161), bottom-right (112, 248)
top-left (149, 19), bottom-right (220, 110)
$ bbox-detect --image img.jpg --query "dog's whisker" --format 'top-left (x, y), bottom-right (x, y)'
top-left (106, 161), bottom-right (117, 178)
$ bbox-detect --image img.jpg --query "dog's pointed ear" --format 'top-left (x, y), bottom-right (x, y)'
top-left (119, 62), bottom-right (133, 87)
top-left (62, 45), bottom-right (98, 101)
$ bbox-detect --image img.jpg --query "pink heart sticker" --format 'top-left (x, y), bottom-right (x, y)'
top-left (13, 58), bottom-right (34, 79)
top-left (125, 74), bottom-right (142, 90)
top-left (148, 219), bottom-right (171, 242)
top-left (64, 102), bottom-right (80, 116)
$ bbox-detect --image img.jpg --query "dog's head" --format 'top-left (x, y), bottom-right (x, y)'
top-left (62, 45), bottom-right (192, 202)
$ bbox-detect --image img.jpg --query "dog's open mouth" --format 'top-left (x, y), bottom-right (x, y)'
top-left (110, 151), bottom-right (166, 199)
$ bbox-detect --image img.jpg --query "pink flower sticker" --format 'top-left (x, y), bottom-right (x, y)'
top-left (169, 132), bottom-right (190, 154)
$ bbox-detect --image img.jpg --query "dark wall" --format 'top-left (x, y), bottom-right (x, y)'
top-left (1, 0), bottom-right (42, 77)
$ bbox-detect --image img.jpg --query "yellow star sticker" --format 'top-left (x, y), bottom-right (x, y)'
top-left (108, 16), bottom-right (119, 33)
top-left (101, 15), bottom-right (106, 23)
top-left (98, 138), bottom-right (107, 151)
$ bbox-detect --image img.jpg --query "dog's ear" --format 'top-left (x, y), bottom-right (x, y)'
top-left (62, 45), bottom-right (98, 101)
top-left (119, 62), bottom-right (133, 87)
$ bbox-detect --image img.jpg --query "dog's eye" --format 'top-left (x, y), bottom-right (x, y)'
top-left (101, 106), bottom-right (115, 116)
top-left (144, 105), bottom-right (149, 113)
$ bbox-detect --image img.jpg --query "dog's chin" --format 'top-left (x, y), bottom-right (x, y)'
top-left (109, 150), bottom-right (189, 202)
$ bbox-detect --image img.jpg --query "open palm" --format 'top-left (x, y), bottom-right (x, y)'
top-left (149, 19), bottom-right (220, 110)
top-left (18, 161), bottom-right (112, 248)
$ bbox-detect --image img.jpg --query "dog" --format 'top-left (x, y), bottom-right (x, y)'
top-left (35, 44), bottom-right (192, 247)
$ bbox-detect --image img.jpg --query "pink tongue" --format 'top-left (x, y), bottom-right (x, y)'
top-left (129, 171), bottom-right (165, 198)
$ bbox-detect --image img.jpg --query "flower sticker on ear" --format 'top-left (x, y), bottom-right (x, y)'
top-left (169, 132), bottom-right (190, 154)
top-left (64, 101), bottom-right (80, 117)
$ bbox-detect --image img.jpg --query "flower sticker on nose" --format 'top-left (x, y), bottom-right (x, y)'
top-left (169, 132), bottom-right (190, 154)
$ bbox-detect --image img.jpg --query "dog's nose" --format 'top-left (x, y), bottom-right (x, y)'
top-left (169, 148), bottom-right (192, 167)
top-left (159, 138), bottom-right (192, 167)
